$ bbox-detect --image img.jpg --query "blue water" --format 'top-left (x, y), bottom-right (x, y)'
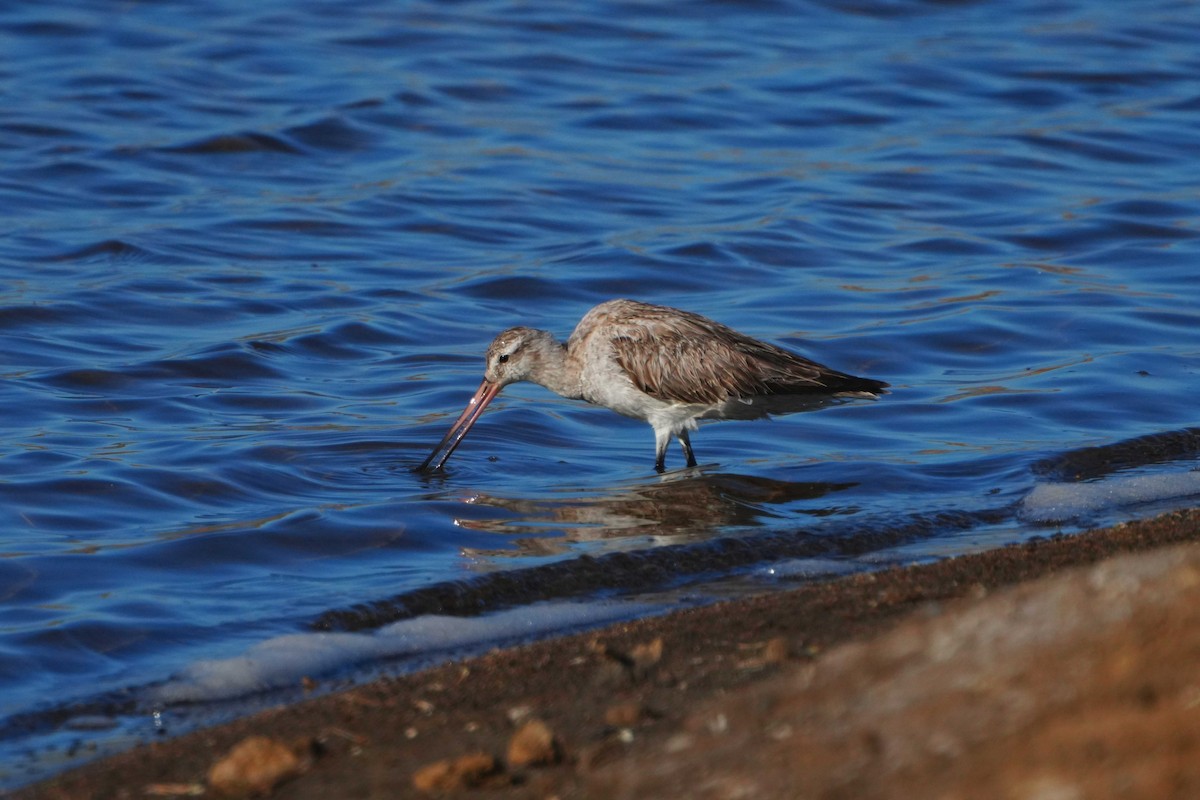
top-left (3, 0), bottom-right (1199, 786)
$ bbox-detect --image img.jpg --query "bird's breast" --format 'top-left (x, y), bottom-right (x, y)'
top-left (577, 365), bottom-right (668, 421)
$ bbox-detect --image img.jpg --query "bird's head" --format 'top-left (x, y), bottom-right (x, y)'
top-left (483, 327), bottom-right (559, 387)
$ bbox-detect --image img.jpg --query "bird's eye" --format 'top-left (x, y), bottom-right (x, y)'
top-left (498, 354), bottom-right (510, 364)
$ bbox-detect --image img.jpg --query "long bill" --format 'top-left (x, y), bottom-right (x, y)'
top-left (416, 379), bottom-right (503, 472)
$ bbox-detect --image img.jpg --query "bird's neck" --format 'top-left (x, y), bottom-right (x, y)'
top-left (527, 338), bottom-right (583, 400)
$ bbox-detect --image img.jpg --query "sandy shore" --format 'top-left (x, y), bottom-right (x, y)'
top-left (17, 506), bottom-right (1200, 799)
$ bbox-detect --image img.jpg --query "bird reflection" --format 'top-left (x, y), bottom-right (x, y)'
top-left (450, 469), bottom-right (857, 558)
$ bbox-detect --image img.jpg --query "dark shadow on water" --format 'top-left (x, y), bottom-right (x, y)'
top-left (1031, 426), bottom-right (1200, 483)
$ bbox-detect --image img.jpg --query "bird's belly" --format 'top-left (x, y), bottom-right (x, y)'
top-left (583, 381), bottom-right (671, 422)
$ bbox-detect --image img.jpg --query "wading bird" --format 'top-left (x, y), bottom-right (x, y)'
top-left (418, 299), bottom-right (887, 473)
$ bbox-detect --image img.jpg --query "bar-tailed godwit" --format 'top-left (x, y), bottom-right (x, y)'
top-left (418, 299), bottom-right (887, 473)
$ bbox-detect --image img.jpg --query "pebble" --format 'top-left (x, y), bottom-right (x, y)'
top-left (412, 752), bottom-right (503, 793)
top-left (507, 718), bottom-right (563, 768)
top-left (207, 736), bottom-right (314, 797)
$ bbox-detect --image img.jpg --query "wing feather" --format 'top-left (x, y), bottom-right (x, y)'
top-left (587, 301), bottom-right (877, 406)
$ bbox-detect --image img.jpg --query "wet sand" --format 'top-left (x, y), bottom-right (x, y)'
top-left (17, 506), bottom-right (1200, 799)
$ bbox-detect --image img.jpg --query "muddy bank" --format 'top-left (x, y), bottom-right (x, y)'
top-left (18, 507), bottom-right (1200, 799)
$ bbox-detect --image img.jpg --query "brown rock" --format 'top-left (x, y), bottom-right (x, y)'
top-left (630, 637), bottom-right (663, 671)
top-left (737, 636), bottom-right (794, 670)
top-left (762, 636), bottom-right (790, 664)
top-left (412, 752), bottom-right (503, 793)
top-left (143, 784), bottom-right (204, 797)
top-left (207, 736), bottom-right (314, 797)
top-left (593, 636), bottom-right (665, 684)
top-left (604, 701), bottom-right (654, 727)
top-left (506, 718), bottom-right (562, 768)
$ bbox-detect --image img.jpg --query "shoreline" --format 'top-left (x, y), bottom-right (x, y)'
top-left (18, 506), bottom-right (1200, 799)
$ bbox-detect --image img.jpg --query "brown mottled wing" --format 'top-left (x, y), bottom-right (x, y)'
top-left (604, 303), bottom-right (858, 406)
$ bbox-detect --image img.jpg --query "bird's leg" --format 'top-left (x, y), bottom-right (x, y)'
top-left (654, 428), bottom-right (670, 473)
top-left (677, 430), bottom-right (697, 468)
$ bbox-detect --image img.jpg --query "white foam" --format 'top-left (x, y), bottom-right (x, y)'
top-left (150, 600), bottom-right (653, 704)
top-left (1021, 470), bottom-right (1200, 523)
